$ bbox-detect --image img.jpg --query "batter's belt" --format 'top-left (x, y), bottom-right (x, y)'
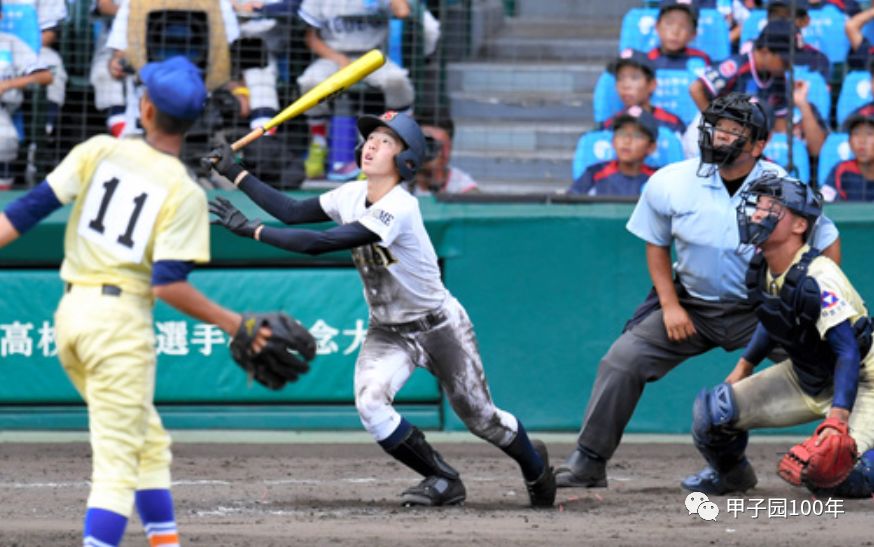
top-left (380, 309), bottom-right (447, 334)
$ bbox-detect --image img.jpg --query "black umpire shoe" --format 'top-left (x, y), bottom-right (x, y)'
top-left (401, 475), bottom-right (466, 507)
top-left (554, 447), bottom-right (608, 488)
top-left (526, 439), bottom-right (556, 507)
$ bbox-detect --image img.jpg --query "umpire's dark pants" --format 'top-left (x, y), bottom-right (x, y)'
top-left (576, 290), bottom-right (759, 460)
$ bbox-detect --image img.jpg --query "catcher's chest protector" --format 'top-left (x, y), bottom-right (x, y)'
top-left (746, 249), bottom-right (822, 349)
top-left (125, 0), bottom-right (230, 91)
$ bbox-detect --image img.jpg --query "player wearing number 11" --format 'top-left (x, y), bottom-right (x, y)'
top-left (0, 56), bottom-right (276, 547)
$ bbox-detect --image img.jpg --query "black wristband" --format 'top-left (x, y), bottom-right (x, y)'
top-left (222, 162), bottom-right (246, 184)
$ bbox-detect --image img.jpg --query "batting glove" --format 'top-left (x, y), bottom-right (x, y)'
top-left (201, 144), bottom-right (245, 182)
top-left (208, 196), bottom-right (263, 239)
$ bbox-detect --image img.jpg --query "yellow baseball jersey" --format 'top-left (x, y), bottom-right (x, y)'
top-left (766, 244), bottom-right (874, 366)
top-left (47, 135), bottom-right (210, 297)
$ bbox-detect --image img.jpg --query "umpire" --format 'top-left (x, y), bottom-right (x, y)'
top-left (555, 92), bottom-right (841, 488)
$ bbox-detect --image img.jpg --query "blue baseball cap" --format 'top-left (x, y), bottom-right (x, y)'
top-left (139, 56), bottom-right (207, 120)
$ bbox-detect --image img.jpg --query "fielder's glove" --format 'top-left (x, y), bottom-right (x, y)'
top-left (230, 312), bottom-right (317, 390)
top-left (201, 143), bottom-right (245, 182)
top-left (777, 417), bottom-right (858, 489)
top-left (209, 196), bottom-right (262, 239)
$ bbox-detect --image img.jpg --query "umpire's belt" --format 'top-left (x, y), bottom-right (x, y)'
top-left (65, 283), bottom-right (122, 297)
top-left (382, 310), bottom-right (447, 334)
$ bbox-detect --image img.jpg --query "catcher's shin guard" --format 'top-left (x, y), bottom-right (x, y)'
top-left (692, 384), bottom-right (749, 473)
top-left (384, 426), bottom-right (460, 480)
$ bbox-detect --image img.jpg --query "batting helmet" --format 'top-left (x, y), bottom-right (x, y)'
top-left (736, 171), bottom-right (823, 246)
top-left (355, 111), bottom-right (426, 181)
top-left (698, 92), bottom-right (770, 171)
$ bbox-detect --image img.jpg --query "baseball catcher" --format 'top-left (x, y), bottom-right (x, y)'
top-left (230, 312), bottom-right (316, 390)
top-left (681, 172), bottom-right (874, 497)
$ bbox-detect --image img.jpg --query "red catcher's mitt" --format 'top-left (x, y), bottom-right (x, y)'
top-left (777, 417), bottom-right (858, 489)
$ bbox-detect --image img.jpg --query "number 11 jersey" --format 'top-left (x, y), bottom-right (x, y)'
top-left (47, 135), bottom-right (210, 296)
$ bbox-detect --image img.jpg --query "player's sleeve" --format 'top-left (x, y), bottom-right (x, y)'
top-left (151, 183), bottom-right (210, 264)
top-left (318, 183), bottom-right (355, 224)
top-left (625, 169), bottom-right (673, 246)
top-left (696, 59), bottom-right (737, 100)
top-left (259, 222), bottom-right (380, 255)
top-left (2, 180), bottom-right (63, 234)
top-left (357, 191), bottom-right (409, 246)
top-left (568, 165), bottom-right (596, 195)
top-left (237, 173), bottom-right (330, 224)
top-left (813, 261), bottom-right (857, 337)
top-left (825, 320), bottom-right (861, 411)
top-left (45, 136), bottom-right (110, 204)
top-left (741, 322), bottom-right (776, 367)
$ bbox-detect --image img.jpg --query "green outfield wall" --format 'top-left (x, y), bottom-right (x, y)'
top-left (1, 191), bottom-right (872, 434)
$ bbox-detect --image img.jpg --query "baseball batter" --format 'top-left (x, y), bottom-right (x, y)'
top-left (683, 172), bottom-right (874, 498)
top-left (0, 57), bottom-right (270, 547)
top-left (205, 112), bottom-right (556, 508)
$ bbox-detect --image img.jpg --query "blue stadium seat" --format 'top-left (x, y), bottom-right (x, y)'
top-left (817, 132), bottom-right (852, 184)
top-left (693, 8), bottom-right (730, 61)
top-left (653, 68), bottom-right (699, 126)
top-left (740, 9), bottom-right (767, 46)
top-left (619, 8), bottom-right (660, 53)
top-left (763, 133), bottom-right (811, 183)
top-left (836, 70), bottom-right (871, 127)
top-left (593, 72), bottom-right (624, 123)
top-left (794, 67), bottom-right (830, 122)
top-left (804, 5), bottom-right (849, 67)
top-left (0, 0), bottom-right (40, 54)
top-left (571, 127), bottom-right (683, 180)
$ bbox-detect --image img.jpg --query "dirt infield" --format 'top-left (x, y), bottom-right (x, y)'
top-left (0, 436), bottom-right (871, 546)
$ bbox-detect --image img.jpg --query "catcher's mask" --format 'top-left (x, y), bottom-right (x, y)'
top-left (736, 171), bottom-right (823, 247)
top-left (697, 92), bottom-right (770, 177)
top-left (355, 111), bottom-right (426, 181)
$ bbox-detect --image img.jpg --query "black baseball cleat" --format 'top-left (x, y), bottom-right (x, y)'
top-left (681, 460), bottom-right (757, 496)
top-left (401, 475), bottom-right (466, 507)
top-left (526, 439), bottom-right (556, 507)
top-left (554, 447), bottom-right (608, 488)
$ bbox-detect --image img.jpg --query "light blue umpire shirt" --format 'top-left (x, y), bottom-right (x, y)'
top-left (626, 157), bottom-right (839, 302)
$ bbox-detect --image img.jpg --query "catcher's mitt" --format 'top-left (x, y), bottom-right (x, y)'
top-left (230, 312), bottom-right (316, 390)
top-left (777, 417), bottom-right (858, 489)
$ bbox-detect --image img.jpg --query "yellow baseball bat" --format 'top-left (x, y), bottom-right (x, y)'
top-left (230, 49), bottom-right (386, 152)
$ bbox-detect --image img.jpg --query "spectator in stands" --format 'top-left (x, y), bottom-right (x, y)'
top-left (36, 0), bottom-right (68, 142)
top-left (844, 3), bottom-right (874, 70)
top-left (727, 0), bottom-right (764, 47)
top-left (569, 107), bottom-right (657, 197)
top-left (764, 0), bottom-right (829, 78)
top-left (412, 118), bottom-right (478, 196)
top-left (602, 49), bottom-right (686, 135)
top-left (646, 0), bottom-right (711, 71)
top-left (810, 0), bottom-right (860, 15)
top-left (105, 0), bottom-right (279, 138)
top-left (0, 13), bottom-right (52, 189)
top-left (297, 0), bottom-right (415, 180)
top-left (771, 79), bottom-right (828, 157)
top-left (821, 112), bottom-right (874, 201)
top-left (90, 0), bottom-right (126, 136)
top-left (689, 19), bottom-right (792, 115)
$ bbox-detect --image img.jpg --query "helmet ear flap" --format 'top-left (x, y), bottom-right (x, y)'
top-left (394, 149), bottom-right (419, 180)
top-left (355, 141), bottom-right (364, 169)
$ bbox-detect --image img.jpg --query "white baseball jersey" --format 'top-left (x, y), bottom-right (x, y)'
top-left (299, 0), bottom-right (392, 52)
top-left (319, 180), bottom-right (447, 324)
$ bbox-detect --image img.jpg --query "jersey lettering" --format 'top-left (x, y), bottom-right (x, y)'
top-left (77, 161), bottom-right (168, 263)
